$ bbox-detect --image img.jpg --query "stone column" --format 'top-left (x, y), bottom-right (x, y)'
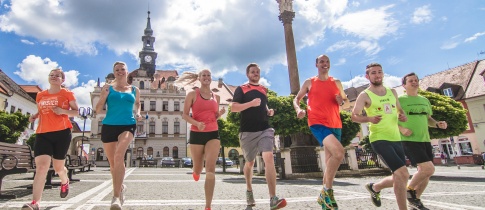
top-left (316, 147), bottom-right (326, 172)
top-left (347, 147), bottom-right (359, 170)
top-left (277, 0), bottom-right (300, 95)
top-left (280, 148), bottom-right (292, 175)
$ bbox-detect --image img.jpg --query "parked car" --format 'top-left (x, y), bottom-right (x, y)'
top-left (181, 157), bottom-right (193, 167)
top-left (161, 157), bottom-right (175, 167)
top-left (216, 157), bottom-right (233, 167)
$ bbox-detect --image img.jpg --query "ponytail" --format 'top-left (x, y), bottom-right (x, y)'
top-left (175, 72), bottom-right (199, 86)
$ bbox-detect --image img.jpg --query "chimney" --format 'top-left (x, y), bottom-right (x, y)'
top-left (218, 78), bottom-right (223, 88)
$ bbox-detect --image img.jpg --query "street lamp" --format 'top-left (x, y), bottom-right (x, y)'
top-left (79, 107), bottom-right (93, 157)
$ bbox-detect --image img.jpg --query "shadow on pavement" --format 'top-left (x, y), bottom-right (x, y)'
top-left (430, 175), bottom-right (485, 182)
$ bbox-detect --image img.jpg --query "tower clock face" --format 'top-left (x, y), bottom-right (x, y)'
top-left (144, 55), bottom-right (152, 63)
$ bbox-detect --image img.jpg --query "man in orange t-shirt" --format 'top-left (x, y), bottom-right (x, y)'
top-left (293, 55), bottom-right (348, 210)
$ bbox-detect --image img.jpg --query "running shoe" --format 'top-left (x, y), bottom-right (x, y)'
top-left (246, 190), bottom-right (256, 206)
top-left (270, 196), bottom-right (287, 209)
top-left (365, 183), bottom-right (381, 207)
top-left (21, 200), bottom-right (39, 210)
top-left (60, 180), bottom-right (69, 198)
top-left (110, 197), bottom-right (122, 210)
top-left (317, 189), bottom-right (332, 209)
top-left (192, 172), bottom-right (200, 181)
top-left (407, 189), bottom-right (429, 210)
top-left (326, 188), bottom-right (339, 209)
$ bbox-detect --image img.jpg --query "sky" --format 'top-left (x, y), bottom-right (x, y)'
top-left (1, 0), bottom-right (484, 129)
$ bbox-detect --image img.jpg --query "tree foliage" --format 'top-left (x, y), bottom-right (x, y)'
top-left (26, 134), bottom-right (36, 149)
top-left (419, 90), bottom-right (468, 139)
top-left (0, 111), bottom-right (30, 144)
top-left (358, 135), bottom-right (373, 153)
top-left (217, 117), bottom-right (239, 148)
top-left (340, 111), bottom-right (361, 147)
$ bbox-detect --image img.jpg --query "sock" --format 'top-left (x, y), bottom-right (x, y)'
top-left (407, 186), bottom-right (414, 191)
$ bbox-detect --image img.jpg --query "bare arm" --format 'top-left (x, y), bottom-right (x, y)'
top-left (293, 79), bottom-right (310, 119)
top-left (230, 100), bottom-right (259, 113)
top-left (216, 94), bottom-right (226, 119)
top-left (428, 115), bottom-right (447, 129)
top-left (134, 87), bottom-right (142, 121)
top-left (95, 84), bottom-right (109, 114)
top-left (351, 92), bottom-right (382, 124)
top-left (335, 80), bottom-right (350, 109)
top-left (52, 100), bottom-right (79, 117)
top-left (392, 89), bottom-right (407, 122)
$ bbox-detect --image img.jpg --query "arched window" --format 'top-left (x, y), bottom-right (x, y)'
top-left (137, 147), bottom-right (144, 159)
top-left (228, 149), bottom-right (239, 160)
top-left (147, 147), bottom-right (153, 157)
top-left (172, 146), bottom-right (178, 158)
top-left (140, 81), bottom-right (145, 89)
top-left (163, 147), bottom-right (169, 157)
top-left (96, 148), bottom-right (104, 161)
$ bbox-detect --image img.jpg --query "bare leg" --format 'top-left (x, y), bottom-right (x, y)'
top-left (262, 151), bottom-right (276, 197)
top-left (32, 155), bottom-right (51, 202)
top-left (244, 161), bottom-right (255, 191)
top-left (52, 159), bottom-right (68, 185)
top-left (408, 161), bottom-right (434, 198)
top-left (203, 139), bottom-right (220, 209)
top-left (322, 135), bottom-right (344, 189)
top-left (103, 131), bottom-right (133, 198)
top-left (190, 144), bottom-right (205, 176)
top-left (392, 166), bottom-right (410, 210)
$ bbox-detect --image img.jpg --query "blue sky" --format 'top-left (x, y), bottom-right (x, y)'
top-left (1, 0), bottom-right (485, 112)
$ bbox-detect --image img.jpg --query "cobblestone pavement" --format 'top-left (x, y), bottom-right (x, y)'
top-left (0, 165), bottom-right (484, 210)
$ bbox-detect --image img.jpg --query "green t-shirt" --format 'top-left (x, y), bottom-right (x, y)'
top-left (398, 94), bottom-right (432, 142)
top-left (364, 88), bottom-right (401, 143)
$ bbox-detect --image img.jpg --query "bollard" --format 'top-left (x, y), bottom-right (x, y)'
top-left (457, 165), bottom-right (460, 169)
top-left (482, 165), bottom-right (484, 169)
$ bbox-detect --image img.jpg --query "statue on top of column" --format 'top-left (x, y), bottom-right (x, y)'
top-left (277, 0), bottom-right (293, 13)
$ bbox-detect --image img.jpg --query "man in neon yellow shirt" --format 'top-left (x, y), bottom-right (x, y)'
top-left (352, 63), bottom-right (409, 210)
top-left (398, 72), bottom-right (447, 210)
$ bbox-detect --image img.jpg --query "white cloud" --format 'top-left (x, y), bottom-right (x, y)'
top-left (464, 32), bottom-right (485, 43)
top-left (331, 4), bottom-right (398, 40)
top-left (14, 55), bottom-right (79, 89)
top-left (20, 39), bottom-right (33, 45)
top-left (341, 74), bottom-right (402, 89)
top-left (327, 40), bottom-right (382, 56)
top-left (259, 77), bottom-right (271, 87)
top-left (411, 5), bottom-right (432, 24)
top-left (350, 1), bottom-right (360, 7)
top-left (440, 41), bottom-right (459, 50)
top-left (334, 58), bottom-right (346, 66)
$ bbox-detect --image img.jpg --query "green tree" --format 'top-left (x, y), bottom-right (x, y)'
top-left (419, 90), bottom-right (468, 138)
top-left (0, 111), bottom-right (30, 144)
top-left (340, 111), bottom-right (361, 147)
top-left (358, 136), bottom-right (373, 153)
top-left (26, 134), bottom-right (36, 149)
top-left (217, 117), bottom-right (239, 148)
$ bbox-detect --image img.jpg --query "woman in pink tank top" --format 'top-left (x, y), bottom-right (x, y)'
top-left (176, 69), bottom-right (225, 210)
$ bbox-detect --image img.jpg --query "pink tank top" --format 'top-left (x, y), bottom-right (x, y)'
top-left (190, 88), bottom-right (219, 132)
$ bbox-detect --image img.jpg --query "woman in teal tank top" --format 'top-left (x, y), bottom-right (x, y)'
top-left (95, 61), bottom-right (142, 210)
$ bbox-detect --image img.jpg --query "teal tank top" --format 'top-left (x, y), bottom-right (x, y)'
top-left (363, 87), bottom-right (401, 143)
top-left (102, 86), bottom-right (136, 125)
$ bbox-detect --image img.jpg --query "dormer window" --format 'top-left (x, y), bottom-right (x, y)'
top-left (443, 88), bottom-right (453, 97)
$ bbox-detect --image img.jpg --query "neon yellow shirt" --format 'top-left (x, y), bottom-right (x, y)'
top-left (364, 88), bottom-right (401, 143)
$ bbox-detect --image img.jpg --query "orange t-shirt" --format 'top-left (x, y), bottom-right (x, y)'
top-left (35, 89), bottom-right (75, 134)
top-left (307, 76), bottom-right (342, 128)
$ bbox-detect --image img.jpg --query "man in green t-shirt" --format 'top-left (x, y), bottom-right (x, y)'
top-left (398, 72), bottom-right (447, 210)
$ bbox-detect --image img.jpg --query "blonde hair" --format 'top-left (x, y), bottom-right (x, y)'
top-left (49, 68), bottom-right (65, 79)
top-left (109, 61), bottom-right (128, 85)
top-left (175, 69), bottom-right (211, 86)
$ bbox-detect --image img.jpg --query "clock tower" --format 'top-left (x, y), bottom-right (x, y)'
top-left (139, 11), bottom-right (157, 78)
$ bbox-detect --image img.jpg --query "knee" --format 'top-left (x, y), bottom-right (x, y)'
top-left (53, 164), bottom-right (66, 173)
top-left (420, 165), bottom-right (435, 177)
top-left (36, 164), bottom-right (50, 173)
top-left (333, 150), bottom-right (345, 160)
top-left (205, 172), bottom-right (215, 180)
top-left (395, 169), bottom-right (410, 181)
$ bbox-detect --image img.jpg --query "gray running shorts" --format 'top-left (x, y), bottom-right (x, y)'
top-left (239, 128), bottom-right (275, 162)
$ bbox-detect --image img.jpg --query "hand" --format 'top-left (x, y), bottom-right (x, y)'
top-left (196, 121), bottom-right (206, 131)
top-left (251, 98), bottom-right (261, 107)
top-left (29, 114), bottom-right (38, 123)
top-left (399, 127), bottom-right (413, 136)
top-left (52, 107), bottom-right (65, 115)
top-left (267, 109), bottom-right (274, 116)
top-left (218, 107), bottom-right (226, 117)
top-left (296, 109), bottom-right (306, 119)
top-left (398, 113), bottom-right (407, 122)
top-left (369, 115), bottom-right (382, 124)
top-left (100, 84), bottom-right (110, 98)
top-left (437, 121), bottom-right (447, 129)
top-left (336, 94), bottom-right (343, 105)
top-left (135, 113), bottom-right (143, 121)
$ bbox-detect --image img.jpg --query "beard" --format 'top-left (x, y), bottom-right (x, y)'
top-left (249, 77), bottom-right (259, 84)
top-left (370, 80), bottom-right (383, 86)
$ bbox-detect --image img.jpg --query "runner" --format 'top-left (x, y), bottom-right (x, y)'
top-left (351, 63), bottom-right (409, 210)
top-left (231, 63), bottom-right (287, 209)
top-left (293, 54), bottom-right (348, 209)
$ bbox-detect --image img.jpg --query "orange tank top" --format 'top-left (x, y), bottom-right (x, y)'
top-left (307, 76), bottom-right (342, 128)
